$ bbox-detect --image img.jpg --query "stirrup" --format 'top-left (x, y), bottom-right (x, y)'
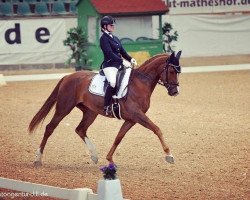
top-left (104, 105), bottom-right (111, 116)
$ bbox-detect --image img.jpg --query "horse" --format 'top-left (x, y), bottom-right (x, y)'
top-left (28, 51), bottom-right (182, 167)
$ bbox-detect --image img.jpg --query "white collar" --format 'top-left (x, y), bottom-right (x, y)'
top-left (104, 30), bottom-right (113, 38)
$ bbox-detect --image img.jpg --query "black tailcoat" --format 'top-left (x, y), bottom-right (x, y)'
top-left (100, 32), bottom-right (132, 68)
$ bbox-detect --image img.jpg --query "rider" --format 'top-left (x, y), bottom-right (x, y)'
top-left (100, 15), bottom-right (137, 115)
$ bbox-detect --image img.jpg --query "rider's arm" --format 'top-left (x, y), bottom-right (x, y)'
top-left (120, 45), bottom-right (132, 62)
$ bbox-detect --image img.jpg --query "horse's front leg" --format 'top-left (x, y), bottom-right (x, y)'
top-left (106, 121), bottom-right (135, 163)
top-left (135, 111), bottom-right (174, 164)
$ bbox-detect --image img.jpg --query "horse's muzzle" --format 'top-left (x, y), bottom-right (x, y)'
top-left (167, 85), bottom-right (179, 96)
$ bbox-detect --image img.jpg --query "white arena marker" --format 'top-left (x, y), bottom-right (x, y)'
top-left (4, 73), bottom-right (71, 82)
top-left (0, 177), bottom-right (93, 200)
top-left (182, 64), bottom-right (250, 73)
top-left (2, 64), bottom-right (250, 83)
top-left (0, 74), bottom-right (6, 86)
top-left (97, 179), bottom-right (123, 200)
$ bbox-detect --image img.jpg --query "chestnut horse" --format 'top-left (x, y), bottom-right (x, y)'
top-left (28, 51), bottom-right (182, 166)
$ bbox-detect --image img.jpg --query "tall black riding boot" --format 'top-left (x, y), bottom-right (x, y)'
top-left (104, 85), bottom-right (115, 115)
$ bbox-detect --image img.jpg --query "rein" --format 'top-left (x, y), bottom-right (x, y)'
top-left (134, 61), bottom-right (181, 88)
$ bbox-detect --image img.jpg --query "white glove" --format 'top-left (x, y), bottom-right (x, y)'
top-left (131, 58), bottom-right (137, 66)
top-left (122, 59), bottom-right (131, 68)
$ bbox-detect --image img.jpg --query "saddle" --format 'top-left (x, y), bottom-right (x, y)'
top-left (88, 67), bottom-right (132, 119)
top-left (103, 66), bottom-right (127, 95)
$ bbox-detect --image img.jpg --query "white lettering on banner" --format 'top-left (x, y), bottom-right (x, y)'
top-left (162, 0), bottom-right (250, 14)
top-left (0, 18), bottom-right (75, 65)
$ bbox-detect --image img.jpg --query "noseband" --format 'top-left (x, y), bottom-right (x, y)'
top-left (158, 62), bottom-right (181, 89)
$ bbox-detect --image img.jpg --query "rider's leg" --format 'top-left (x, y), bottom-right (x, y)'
top-left (104, 84), bottom-right (115, 108)
top-left (103, 67), bottom-right (118, 113)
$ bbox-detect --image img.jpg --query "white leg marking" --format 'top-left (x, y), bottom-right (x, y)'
top-left (34, 148), bottom-right (43, 167)
top-left (84, 137), bottom-right (98, 164)
top-left (35, 148), bottom-right (42, 162)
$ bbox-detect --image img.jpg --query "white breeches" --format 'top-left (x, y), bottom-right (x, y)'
top-left (103, 67), bottom-right (118, 88)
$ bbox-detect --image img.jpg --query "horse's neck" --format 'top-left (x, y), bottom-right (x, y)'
top-left (136, 55), bottom-right (167, 81)
top-left (133, 55), bottom-right (167, 93)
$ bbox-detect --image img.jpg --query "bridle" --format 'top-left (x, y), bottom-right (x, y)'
top-left (158, 61), bottom-right (181, 89)
top-left (133, 58), bottom-right (181, 89)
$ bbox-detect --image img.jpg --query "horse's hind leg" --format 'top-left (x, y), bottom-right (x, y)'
top-left (34, 106), bottom-right (74, 167)
top-left (75, 105), bottom-right (98, 163)
top-left (34, 112), bottom-right (66, 167)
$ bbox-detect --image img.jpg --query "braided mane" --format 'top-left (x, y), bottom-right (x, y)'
top-left (138, 53), bottom-right (168, 69)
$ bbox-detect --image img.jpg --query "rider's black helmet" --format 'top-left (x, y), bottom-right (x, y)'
top-left (100, 16), bottom-right (115, 28)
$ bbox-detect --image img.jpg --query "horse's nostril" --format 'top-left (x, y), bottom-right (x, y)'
top-left (168, 86), bottom-right (179, 96)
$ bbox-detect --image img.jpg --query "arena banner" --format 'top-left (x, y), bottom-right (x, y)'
top-left (162, 0), bottom-right (250, 14)
top-left (160, 14), bottom-right (250, 57)
top-left (0, 18), bottom-right (75, 65)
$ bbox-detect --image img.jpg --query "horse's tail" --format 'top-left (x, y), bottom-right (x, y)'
top-left (28, 78), bottom-right (63, 134)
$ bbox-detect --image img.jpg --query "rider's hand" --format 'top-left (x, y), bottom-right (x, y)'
top-left (122, 59), bottom-right (131, 68)
top-left (131, 58), bottom-right (137, 66)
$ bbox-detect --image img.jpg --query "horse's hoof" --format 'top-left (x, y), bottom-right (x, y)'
top-left (91, 155), bottom-right (98, 164)
top-left (165, 155), bottom-right (175, 164)
top-left (34, 161), bottom-right (42, 167)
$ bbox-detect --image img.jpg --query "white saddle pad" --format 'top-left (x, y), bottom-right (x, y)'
top-left (89, 67), bottom-right (132, 99)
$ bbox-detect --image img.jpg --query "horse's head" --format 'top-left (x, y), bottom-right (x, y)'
top-left (159, 51), bottom-right (182, 96)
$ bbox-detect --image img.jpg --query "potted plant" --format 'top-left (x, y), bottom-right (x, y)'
top-left (63, 27), bottom-right (91, 71)
top-left (162, 22), bottom-right (179, 53)
top-left (97, 163), bottom-right (123, 200)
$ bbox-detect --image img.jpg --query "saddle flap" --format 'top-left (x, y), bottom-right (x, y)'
top-left (115, 67), bottom-right (126, 95)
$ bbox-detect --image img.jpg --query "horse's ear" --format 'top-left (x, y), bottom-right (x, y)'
top-left (169, 52), bottom-right (175, 62)
top-left (176, 51), bottom-right (182, 60)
